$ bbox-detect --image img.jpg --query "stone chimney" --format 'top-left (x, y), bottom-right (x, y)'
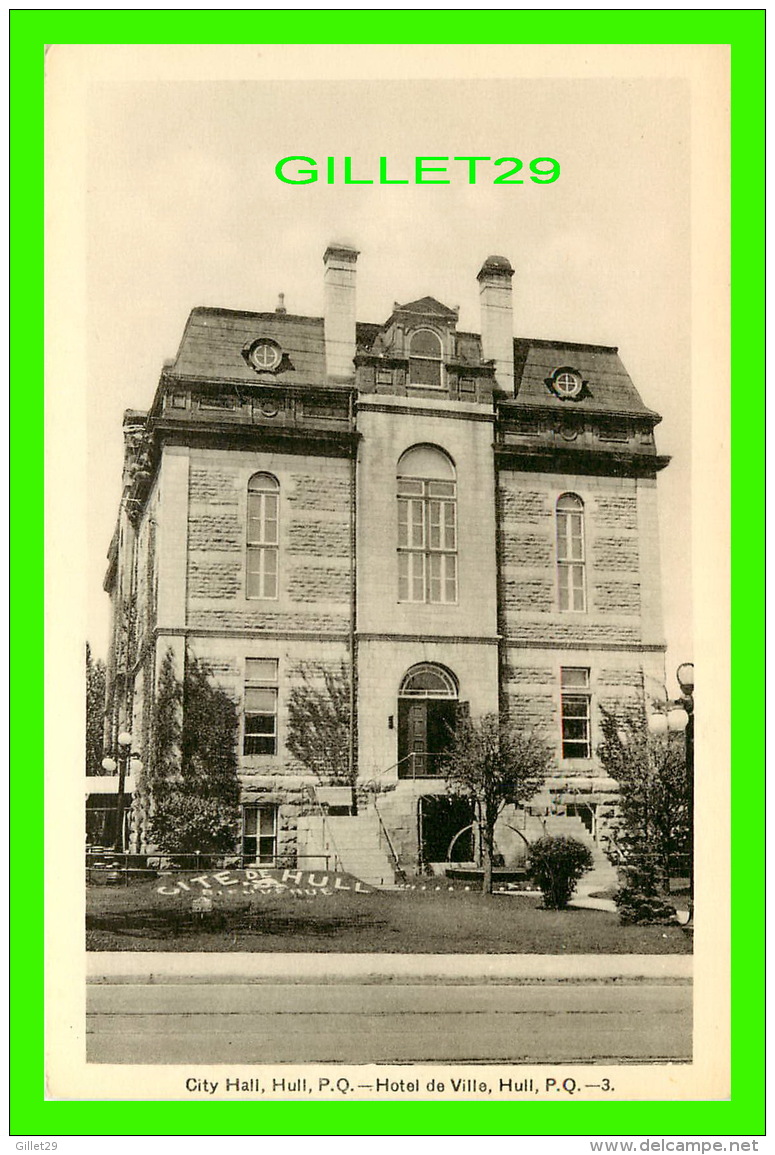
top-left (477, 254), bottom-right (514, 394)
top-left (323, 243), bottom-right (359, 381)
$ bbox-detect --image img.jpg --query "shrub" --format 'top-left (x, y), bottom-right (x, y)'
top-left (614, 886), bottom-right (678, 926)
top-left (528, 835), bottom-right (594, 910)
top-left (149, 792), bottom-right (239, 858)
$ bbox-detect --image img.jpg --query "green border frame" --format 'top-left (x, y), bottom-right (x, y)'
top-left (13, 8), bottom-right (764, 1138)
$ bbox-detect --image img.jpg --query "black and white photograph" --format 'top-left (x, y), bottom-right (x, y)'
top-left (45, 43), bottom-right (730, 1101)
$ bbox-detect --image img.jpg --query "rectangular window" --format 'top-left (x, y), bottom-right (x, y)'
top-left (557, 504), bottom-right (586, 611)
top-left (409, 358), bottom-right (443, 389)
top-left (397, 477), bottom-right (457, 603)
top-left (243, 658), bottom-right (278, 755)
top-left (242, 804), bottom-right (278, 864)
top-left (247, 489), bottom-right (279, 599)
top-left (561, 667), bottom-right (591, 758)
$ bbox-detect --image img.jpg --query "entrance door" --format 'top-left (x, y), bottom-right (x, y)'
top-left (397, 662), bottom-right (462, 779)
top-left (407, 701), bottom-right (427, 776)
top-left (398, 698), bottom-right (461, 778)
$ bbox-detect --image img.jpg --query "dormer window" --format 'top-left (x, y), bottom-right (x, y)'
top-left (551, 367), bottom-right (584, 399)
top-left (408, 329), bottom-right (444, 390)
top-left (245, 338), bottom-right (282, 373)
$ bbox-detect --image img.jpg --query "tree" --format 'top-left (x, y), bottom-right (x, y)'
top-left (148, 651), bottom-right (241, 857)
top-left (444, 713), bottom-right (554, 894)
top-left (286, 660), bottom-right (356, 810)
top-left (86, 643), bottom-right (107, 775)
top-left (528, 835), bottom-right (594, 909)
top-left (597, 706), bottom-right (690, 895)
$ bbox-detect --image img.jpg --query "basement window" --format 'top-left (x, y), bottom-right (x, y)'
top-left (242, 804), bottom-right (278, 864)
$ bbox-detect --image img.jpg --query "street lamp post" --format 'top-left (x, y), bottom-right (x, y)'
top-left (101, 731), bottom-right (141, 853)
top-left (647, 662), bottom-right (694, 920)
top-left (676, 663), bottom-right (695, 918)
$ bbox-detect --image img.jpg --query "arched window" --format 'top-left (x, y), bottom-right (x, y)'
top-left (397, 446), bottom-right (457, 604)
top-left (408, 329), bottom-right (444, 390)
top-left (556, 493), bottom-right (586, 612)
top-left (247, 473), bottom-right (279, 599)
top-left (399, 663), bottom-right (458, 698)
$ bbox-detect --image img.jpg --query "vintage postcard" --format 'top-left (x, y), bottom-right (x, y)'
top-left (42, 38), bottom-right (733, 1118)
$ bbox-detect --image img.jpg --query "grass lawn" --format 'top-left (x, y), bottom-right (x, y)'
top-left (86, 874), bottom-right (692, 954)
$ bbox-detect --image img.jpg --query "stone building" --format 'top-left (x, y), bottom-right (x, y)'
top-left (102, 244), bottom-right (669, 882)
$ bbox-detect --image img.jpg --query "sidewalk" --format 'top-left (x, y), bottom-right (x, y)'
top-left (87, 950), bottom-right (693, 983)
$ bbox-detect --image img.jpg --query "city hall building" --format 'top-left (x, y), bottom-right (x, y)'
top-left (102, 245), bottom-right (669, 883)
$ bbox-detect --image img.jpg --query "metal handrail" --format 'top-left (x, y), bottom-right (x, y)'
top-left (399, 751), bottom-right (452, 780)
top-left (371, 795), bottom-right (406, 882)
top-left (303, 784), bottom-right (344, 872)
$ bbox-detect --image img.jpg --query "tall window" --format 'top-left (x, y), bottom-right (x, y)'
top-left (243, 658), bottom-right (278, 755)
top-left (408, 329), bottom-right (444, 390)
top-left (242, 804), bottom-right (277, 864)
top-left (397, 446), bottom-right (457, 604)
top-left (561, 667), bottom-right (591, 758)
top-left (247, 473), bottom-right (279, 599)
top-left (556, 493), bottom-right (586, 611)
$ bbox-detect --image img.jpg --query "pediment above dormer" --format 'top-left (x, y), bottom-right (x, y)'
top-left (390, 296), bottom-right (459, 322)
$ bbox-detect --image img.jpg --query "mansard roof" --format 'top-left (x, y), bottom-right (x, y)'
top-left (510, 338), bottom-right (660, 420)
top-left (171, 307), bottom-right (329, 388)
top-left (166, 305), bottom-right (657, 420)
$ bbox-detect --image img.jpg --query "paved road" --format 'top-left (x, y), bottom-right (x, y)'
top-left (87, 980), bottom-right (691, 1064)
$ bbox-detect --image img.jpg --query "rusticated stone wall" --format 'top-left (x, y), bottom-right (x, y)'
top-left (497, 470), bottom-right (647, 647)
top-left (186, 449), bottom-right (353, 632)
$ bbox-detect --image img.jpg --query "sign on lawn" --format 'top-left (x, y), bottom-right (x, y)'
top-left (157, 867), bottom-right (373, 899)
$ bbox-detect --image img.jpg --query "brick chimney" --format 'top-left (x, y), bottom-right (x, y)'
top-left (323, 243), bottom-right (359, 381)
top-left (477, 254), bottom-right (514, 394)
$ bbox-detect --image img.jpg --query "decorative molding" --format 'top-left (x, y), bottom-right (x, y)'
top-left (356, 402), bottom-right (495, 424)
top-left (155, 627), bottom-right (350, 643)
top-left (503, 639), bottom-right (666, 652)
top-left (357, 632), bottom-right (500, 646)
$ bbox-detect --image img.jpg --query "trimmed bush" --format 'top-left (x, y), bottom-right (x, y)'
top-left (528, 835), bottom-right (594, 910)
top-left (614, 887), bottom-right (678, 926)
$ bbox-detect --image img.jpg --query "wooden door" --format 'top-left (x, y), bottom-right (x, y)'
top-left (398, 700), bottom-right (428, 777)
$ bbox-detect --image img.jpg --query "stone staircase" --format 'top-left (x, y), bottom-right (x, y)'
top-left (297, 813), bottom-right (397, 888)
top-left (523, 811), bottom-right (619, 896)
top-left (326, 815), bottom-right (398, 887)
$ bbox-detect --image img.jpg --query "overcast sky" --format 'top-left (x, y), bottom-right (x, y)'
top-left (83, 70), bottom-right (692, 683)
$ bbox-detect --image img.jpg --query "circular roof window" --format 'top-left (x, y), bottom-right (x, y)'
top-left (552, 368), bottom-right (583, 399)
top-left (247, 339), bottom-right (282, 372)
